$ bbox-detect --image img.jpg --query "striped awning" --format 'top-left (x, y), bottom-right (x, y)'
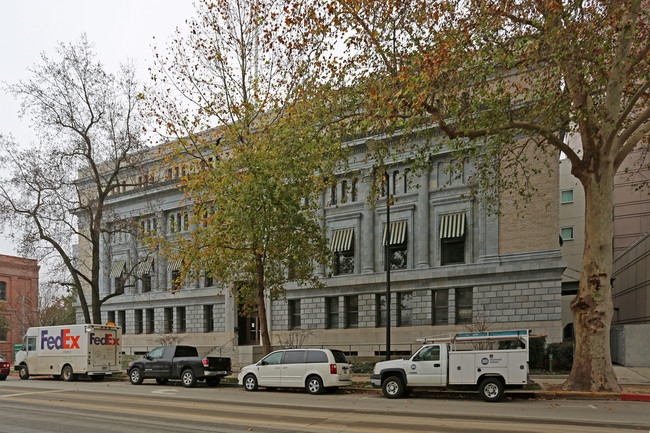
top-left (382, 221), bottom-right (407, 246)
top-left (135, 257), bottom-right (154, 277)
top-left (440, 213), bottom-right (466, 238)
top-left (167, 258), bottom-right (182, 271)
top-left (330, 228), bottom-right (354, 253)
top-left (109, 260), bottom-right (126, 278)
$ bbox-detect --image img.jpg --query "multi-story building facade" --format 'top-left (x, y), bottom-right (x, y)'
top-left (0, 254), bottom-right (39, 364)
top-left (78, 137), bottom-right (564, 363)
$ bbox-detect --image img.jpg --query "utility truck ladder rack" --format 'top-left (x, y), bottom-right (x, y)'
top-left (417, 330), bottom-right (533, 348)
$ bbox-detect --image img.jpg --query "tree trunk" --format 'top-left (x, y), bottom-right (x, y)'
top-left (256, 253), bottom-right (272, 355)
top-left (564, 161), bottom-right (621, 392)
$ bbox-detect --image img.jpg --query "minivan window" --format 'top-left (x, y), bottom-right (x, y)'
top-left (261, 351), bottom-right (283, 365)
top-left (306, 350), bottom-right (328, 363)
top-left (283, 350), bottom-right (306, 364)
top-left (331, 350), bottom-right (349, 364)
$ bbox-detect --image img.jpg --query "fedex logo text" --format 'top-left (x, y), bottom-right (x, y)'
top-left (41, 329), bottom-right (80, 350)
top-left (89, 333), bottom-right (119, 346)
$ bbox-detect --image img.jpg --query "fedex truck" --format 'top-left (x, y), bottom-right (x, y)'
top-left (14, 324), bottom-right (122, 382)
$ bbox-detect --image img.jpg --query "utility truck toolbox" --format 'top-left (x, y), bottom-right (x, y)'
top-left (371, 330), bottom-right (533, 402)
top-left (14, 324), bottom-right (122, 382)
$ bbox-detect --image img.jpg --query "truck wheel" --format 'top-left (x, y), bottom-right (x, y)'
top-left (129, 368), bottom-right (144, 385)
top-left (382, 375), bottom-right (404, 399)
top-left (62, 365), bottom-right (77, 382)
top-left (243, 374), bottom-right (258, 391)
top-left (206, 377), bottom-right (221, 387)
top-left (306, 375), bottom-right (324, 395)
top-left (155, 378), bottom-right (169, 385)
top-left (479, 377), bottom-right (504, 402)
top-left (181, 369), bottom-right (197, 388)
top-left (19, 365), bottom-right (30, 380)
top-left (90, 375), bottom-right (106, 382)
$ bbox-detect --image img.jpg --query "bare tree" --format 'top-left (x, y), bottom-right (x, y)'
top-left (0, 35), bottom-right (146, 324)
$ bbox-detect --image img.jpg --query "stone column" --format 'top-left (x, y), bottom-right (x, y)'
top-left (416, 169), bottom-right (431, 268)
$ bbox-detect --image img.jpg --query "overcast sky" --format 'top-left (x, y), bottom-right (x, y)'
top-left (0, 0), bottom-right (196, 257)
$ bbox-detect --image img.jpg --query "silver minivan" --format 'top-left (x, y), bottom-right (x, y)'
top-left (238, 348), bottom-right (352, 394)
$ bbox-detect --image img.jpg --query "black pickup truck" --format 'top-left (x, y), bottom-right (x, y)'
top-left (127, 345), bottom-right (231, 388)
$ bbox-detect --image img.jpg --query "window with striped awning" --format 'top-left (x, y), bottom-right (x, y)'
top-left (135, 257), bottom-right (154, 277)
top-left (382, 221), bottom-right (407, 246)
top-left (330, 228), bottom-right (354, 252)
top-left (440, 213), bottom-right (466, 239)
top-left (109, 260), bottom-right (126, 278)
top-left (167, 258), bottom-right (183, 271)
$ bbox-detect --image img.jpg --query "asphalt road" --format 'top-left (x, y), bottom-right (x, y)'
top-left (1, 376), bottom-right (649, 433)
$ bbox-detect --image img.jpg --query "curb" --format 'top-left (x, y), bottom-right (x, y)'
top-left (621, 393), bottom-right (650, 402)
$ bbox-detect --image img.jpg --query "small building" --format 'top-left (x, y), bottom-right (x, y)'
top-left (0, 254), bottom-right (40, 365)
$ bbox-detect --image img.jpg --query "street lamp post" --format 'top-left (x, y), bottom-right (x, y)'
top-left (384, 171), bottom-right (391, 361)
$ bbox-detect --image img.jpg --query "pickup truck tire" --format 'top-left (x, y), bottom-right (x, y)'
top-left (306, 375), bottom-right (324, 395)
top-left (156, 378), bottom-right (169, 385)
top-left (19, 366), bottom-right (29, 380)
top-left (382, 376), bottom-right (405, 399)
top-left (181, 368), bottom-right (197, 388)
top-left (129, 368), bottom-right (144, 385)
top-left (62, 365), bottom-right (77, 382)
top-left (243, 374), bottom-right (258, 391)
top-left (206, 377), bottom-right (221, 387)
top-left (479, 377), bottom-right (504, 402)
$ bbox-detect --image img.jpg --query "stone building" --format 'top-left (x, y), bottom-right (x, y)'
top-left (0, 254), bottom-right (39, 365)
top-left (78, 136), bottom-right (564, 363)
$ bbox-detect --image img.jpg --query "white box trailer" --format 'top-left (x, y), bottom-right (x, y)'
top-left (14, 324), bottom-right (122, 382)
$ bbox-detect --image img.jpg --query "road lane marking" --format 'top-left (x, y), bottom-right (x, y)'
top-left (151, 389), bottom-right (179, 395)
top-left (0, 389), bottom-right (68, 398)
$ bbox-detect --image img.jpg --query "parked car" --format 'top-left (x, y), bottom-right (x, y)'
top-left (238, 348), bottom-right (352, 394)
top-left (0, 356), bottom-right (9, 380)
top-left (127, 345), bottom-right (231, 388)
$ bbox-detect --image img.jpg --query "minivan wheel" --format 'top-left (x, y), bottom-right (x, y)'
top-left (382, 375), bottom-right (404, 399)
top-left (306, 375), bottom-right (324, 395)
top-left (244, 374), bottom-right (258, 391)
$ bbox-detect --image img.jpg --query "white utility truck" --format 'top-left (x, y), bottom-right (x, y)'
top-left (371, 330), bottom-right (532, 402)
top-left (15, 324), bottom-right (122, 382)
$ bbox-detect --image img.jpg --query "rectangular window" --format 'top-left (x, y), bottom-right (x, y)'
top-left (376, 294), bottom-right (387, 327)
top-left (341, 180), bottom-right (348, 203)
top-left (440, 213), bottom-right (466, 266)
top-left (183, 213), bottom-right (189, 231)
top-left (335, 250), bottom-right (355, 275)
top-left (135, 310), bottom-right (143, 334)
top-left (326, 297), bottom-right (339, 329)
top-left (561, 226), bottom-right (574, 241)
top-left (177, 307), bottom-right (186, 333)
top-left (351, 178), bottom-right (358, 202)
top-left (455, 288), bottom-right (473, 324)
top-left (146, 309), bottom-right (155, 334)
top-left (118, 310), bottom-right (126, 333)
top-left (142, 274), bottom-right (152, 293)
top-left (404, 168), bottom-right (410, 193)
top-left (171, 270), bottom-right (181, 291)
top-left (0, 331), bottom-right (6, 341)
top-left (332, 229), bottom-right (355, 275)
top-left (561, 189), bottom-right (574, 204)
top-left (107, 311), bottom-right (116, 324)
top-left (345, 295), bottom-right (358, 328)
top-left (169, 214), bottom-right (176, 233)
top-left (432, 290), bottom-right (449, 325)
top-left (165, 307), bottom-right (173, 333)
top-left (330, 183), bottom-right (337, 205)
top-left (204, 272), bottom-right (214, 288)
top-left (392, 170), bottom-right (399, 195)
top-left (397, 292), bottom-right (413, 326)
top-left (0, 281), bottom-right (6, 301)
top-left (114, 276), bottom-right (126, 293)
top-left (204, 305), bottom-right (214, 332)
top-left (383, 221), bottom-right (407, 270)
top-left (288, 299), bottom-right (301, 329)
top-left (176, 213), bottom-right (182, 232)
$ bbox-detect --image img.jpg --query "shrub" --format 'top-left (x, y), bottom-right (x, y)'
top-left (547, 342), bottom-right (574, 371)
top-left (528, 336), bottom-right (547, 370)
